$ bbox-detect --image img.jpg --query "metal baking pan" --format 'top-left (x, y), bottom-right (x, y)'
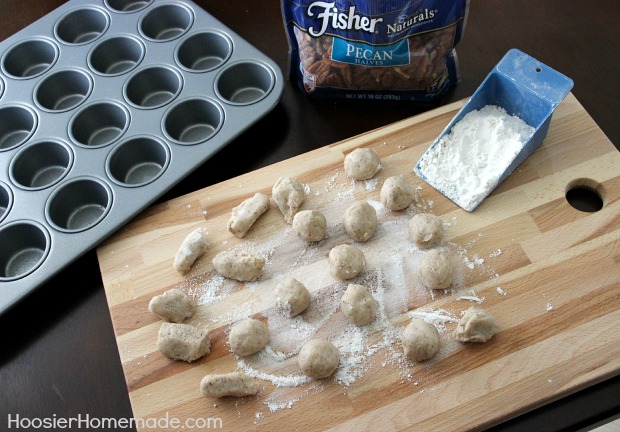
top-left (0, 0), bottom-right (284, 314)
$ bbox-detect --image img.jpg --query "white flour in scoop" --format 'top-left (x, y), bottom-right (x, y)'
top-left (416, 105), bottom-right (535, 211)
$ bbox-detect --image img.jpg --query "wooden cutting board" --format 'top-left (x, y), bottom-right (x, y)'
top-left (97, 92), bottom-right (620, 432)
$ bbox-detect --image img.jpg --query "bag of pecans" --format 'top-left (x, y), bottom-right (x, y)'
top-left (281, 0), bottom-right (470, 102)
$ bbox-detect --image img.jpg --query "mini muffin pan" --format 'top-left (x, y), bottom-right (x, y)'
top-left (0, 0), bottom-right (284, 314)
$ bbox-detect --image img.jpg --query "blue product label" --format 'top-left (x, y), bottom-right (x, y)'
top-left (286, 0), bottom-right (466, 44)
top-left (332, 38), bottom-right (410, 66)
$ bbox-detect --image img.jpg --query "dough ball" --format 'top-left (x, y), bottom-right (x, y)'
top-left (344, 147), bottom-right (381, 180)
top-left (340, 284), bottom-right (377, 326)
top-left (297, 339), bottom-right (340, 378)
top-left (228, 318), bottom-right (269, 357)
top-left (401, 318), bottom-right (440, 361)
top-left (275, 277), bottom-right (311, 317)
top-left (272, 176), bottom-right (306, 224)
top-left (328, 244), bottom-right (365, 280)
top-left (380, 176), bottom-right (415, 211)
top-left (200, 372), bottom-right (260, 398)
top-left (212, 250), bottom-right (264, 282)
top-left (343, 201), bottom-right (377, 242)
top-left (148, 288), bottom-right (196, 323)
top-left (409, 213), bottom-right (444, 249)
top-left (157, 322), bottom-right (210, 362)
top-left (228, 192), bottom-right (270, 238)
top-left (418, 249), bottom-right (454, 290)
top-left (173, 227), bottom-right (209, 274)
top-left (454, 307), bottom-right (499, 343)
top-left (292, 209), bottom-right (326, 242)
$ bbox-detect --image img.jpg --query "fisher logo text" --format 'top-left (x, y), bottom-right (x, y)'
top-left (307, 1), bottom-right (383, 37)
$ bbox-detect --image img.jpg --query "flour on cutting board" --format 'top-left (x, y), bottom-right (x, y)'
top-left (172, 172), bottom-right (507, 418)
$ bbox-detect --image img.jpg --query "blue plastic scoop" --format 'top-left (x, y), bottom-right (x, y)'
top-left (414, 48), bottom-right (574, 211)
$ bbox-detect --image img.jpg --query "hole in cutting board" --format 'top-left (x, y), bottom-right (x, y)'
top-left (565, 178), bottom-right (604, 212)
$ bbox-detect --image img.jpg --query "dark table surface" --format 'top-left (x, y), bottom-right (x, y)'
top-left (2, 1), bottom-right (619, 431)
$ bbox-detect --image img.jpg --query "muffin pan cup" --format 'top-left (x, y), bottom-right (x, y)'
top-left (0, 0), bottom-right (284, 314)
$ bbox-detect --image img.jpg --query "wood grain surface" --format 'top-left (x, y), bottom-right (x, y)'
top-left (97, 93), bottom-right (620, 432)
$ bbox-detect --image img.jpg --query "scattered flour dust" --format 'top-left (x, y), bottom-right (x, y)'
top-left (177, 172), bottom-right (507, 420)
top-left (416, 105), bottom-right (535, 211)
